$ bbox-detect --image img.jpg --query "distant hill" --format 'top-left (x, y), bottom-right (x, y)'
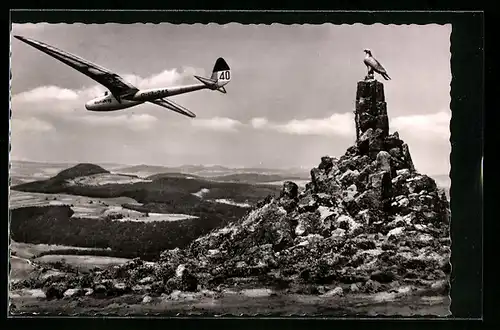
top-left (146, 172), bottom-right (201, 180)
top-left (114, 163), bottom-right (310, 179)
top-left (54, 163), bottom-right (109, 180)
top-left (11, 163), bottom-right (281, 209)
top-left (209, 173), bottom-right (306, 184)
top-left (116, 164), bottom-right (173, 175)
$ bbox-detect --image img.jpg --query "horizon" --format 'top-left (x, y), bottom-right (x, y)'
top-left (10, 23), bottom-right (451, 175)
top-left (9, 158), bottom-right (450, 177)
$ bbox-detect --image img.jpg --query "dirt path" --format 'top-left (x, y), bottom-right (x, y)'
top-left (10, 290), bottom-right (450, 317)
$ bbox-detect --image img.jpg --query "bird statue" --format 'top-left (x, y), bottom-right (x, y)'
top-left (363, 49), bottom-right (391, 80)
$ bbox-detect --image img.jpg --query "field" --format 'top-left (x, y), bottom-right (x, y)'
top-left (35, 255), bottom-right (132, 271)
top-left (9, 190), bottom-right (198, 222)
top-left (9, 286), bottom-right (450, 316)
top-left (9, 240), bottom-right (115, 282)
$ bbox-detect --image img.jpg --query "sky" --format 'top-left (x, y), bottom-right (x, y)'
top-left (10, 23), bottom-right (451, 175)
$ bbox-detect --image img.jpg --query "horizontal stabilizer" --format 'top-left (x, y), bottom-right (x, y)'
top-left (148, 98), bottom-right (196, 118)
top-left (194, 75), bottom-right (227, 93)
top-left (194, 75), bottom-right (218, 89)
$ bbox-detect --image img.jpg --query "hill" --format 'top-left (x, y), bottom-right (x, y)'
top-left (12, 166), bottom-right (280, 208)
top-left (10, 163), bottom-right (282, 260)
top-left (11, 79), bottom-right (451, 309)
top-left (54, 163), bottom-right (109, 180)
top-left (207, 173), bottom-right (307, 184)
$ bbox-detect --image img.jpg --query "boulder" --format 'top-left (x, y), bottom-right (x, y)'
top-left (357, 128), bottom-right (386, 158)
top-left (279, 181), bottom-right (299, 212)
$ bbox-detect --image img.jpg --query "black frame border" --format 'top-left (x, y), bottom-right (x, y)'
top-left (5, 8), bottom-right (485, 329)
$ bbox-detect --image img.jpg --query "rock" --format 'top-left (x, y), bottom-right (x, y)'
top-left (138, 276), bottom-right (154, 285)
top-left (384, 132), bottom-right (403, 149)
top-left (350, 283), bottom-right (360, 293)
top-left (401, 143), bottom-right (416, 172)
top-left (336, 215), bottom-right (362, 235)
top-left (318, 156), bottom-right (336, 173)
top-left (368, 171), bottom-right (392, 200)
top-left (387, 227), bottom-right (405, 238)
top-left (315, 193), bottom-right (334, 206)
top-left (430, 279), bottom-right (450, 295)
top-left (340, 169), bottom-right (360, 187)
top-left (363, 279), bottom-right (382, 293)
top-left (142, 295), bottom-right (153, 304)
top-left (375, 151), bottom-right (392, 173)
top-left (357, 209), bottom-right (372, 225)
top-left (63, 288), bottom-right (82, 299)
top-left (281, 181), bottom-right (299, 200)
top-left (330, 228), bottom-right (346, 239)
top-left (279, 181), bottom-right (299, 212)
top-left (159, 248), bottom-right (187, 268)
top-left (175, 264), bottom-right (198, 292)
top-left (322, 286), bottom-right (344, 297)
top-left (44, 283), bottom-right (67, 300)
top-left (354, 238), bottom-right (376, 250)
top-left (295, 212), bottom-right (319, 236)
top-left (113, 282), bottom-right (129, 295)
top-left (297, 193), bottom-right (317, 213)
top-left (370, 270), bottom-right (396, 283)
top-left (310, 168), bottom-right (341, 196)
top-left (354, 190), bottom-right (381, 213)
top-left (357, 128), bottom-right (386, 158)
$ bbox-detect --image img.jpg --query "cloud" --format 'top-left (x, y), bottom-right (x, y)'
top-left (191, 117), bottom-right (243, 132)
top-left (250, 113), bottom-right (355, 137)
top-left (11, 67), bottom-right (201, 133)
top-left (12, 66), bottom-right (201, 112)
top-left (14, 86), bottom-right (79, 103)
top-left (122, 67), bottom-right (200, 90)
top-left (78, 114), bottom-right (158, 131)
top-left (390, 111), bottom-right (450, 141)
top-left (11, 117), bottom-right (54, 133)
top-left (249, 111), bottom-right (450, 142)
top-left (250, 117), bottom-right (269, 129)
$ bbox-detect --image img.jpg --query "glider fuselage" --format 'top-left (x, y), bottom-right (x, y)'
top-left (85, 93), bottom-right (143, 111)
top-left (85, 83), bottom-right (210, 111)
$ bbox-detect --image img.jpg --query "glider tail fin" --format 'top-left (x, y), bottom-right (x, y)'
top-left (194, 57), bottom-right (231, 93)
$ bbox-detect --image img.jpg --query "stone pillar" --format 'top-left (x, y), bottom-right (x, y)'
top-left (355, 79), bottom-right (389, 142)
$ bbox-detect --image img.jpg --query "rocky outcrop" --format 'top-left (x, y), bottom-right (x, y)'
top-left (355, 79), bottom-right (389, 141)
top-left (11, 79), bottom-right (450, 299)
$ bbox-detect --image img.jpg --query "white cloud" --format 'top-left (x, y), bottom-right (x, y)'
top-left (14, 86), bottom-right (79, 103)
top-left (250, 112), bottom-right (355, 137)
top-left (11, 67), bottom-right (202, 133)
top-left (12, 66), bottom-right (200, 112)
top-left (11, 117), bottom-right (54, 133)
top-left (249, 111), bottom-right (450, 142)
top-left (250, 117), bottom-right (269, 129)
top-left (79, 114), bottom-right (158, 131)
top-left (11, 23), bottom-right (48, 32)
top-left (390, 111), bottom-right (450, 141)
top-left (123, 69), bottom-right (184, 90)
top-left (191, 117), bottom-right (243, 132)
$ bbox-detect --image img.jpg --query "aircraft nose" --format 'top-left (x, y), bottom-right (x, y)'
top-left (85, 100), bottom-right (93, 110)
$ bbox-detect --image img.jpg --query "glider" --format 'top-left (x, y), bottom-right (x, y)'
top-left (14, 35), bottom-right (231, 118)
top-left (363, 49), bottom-right (391, 81)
